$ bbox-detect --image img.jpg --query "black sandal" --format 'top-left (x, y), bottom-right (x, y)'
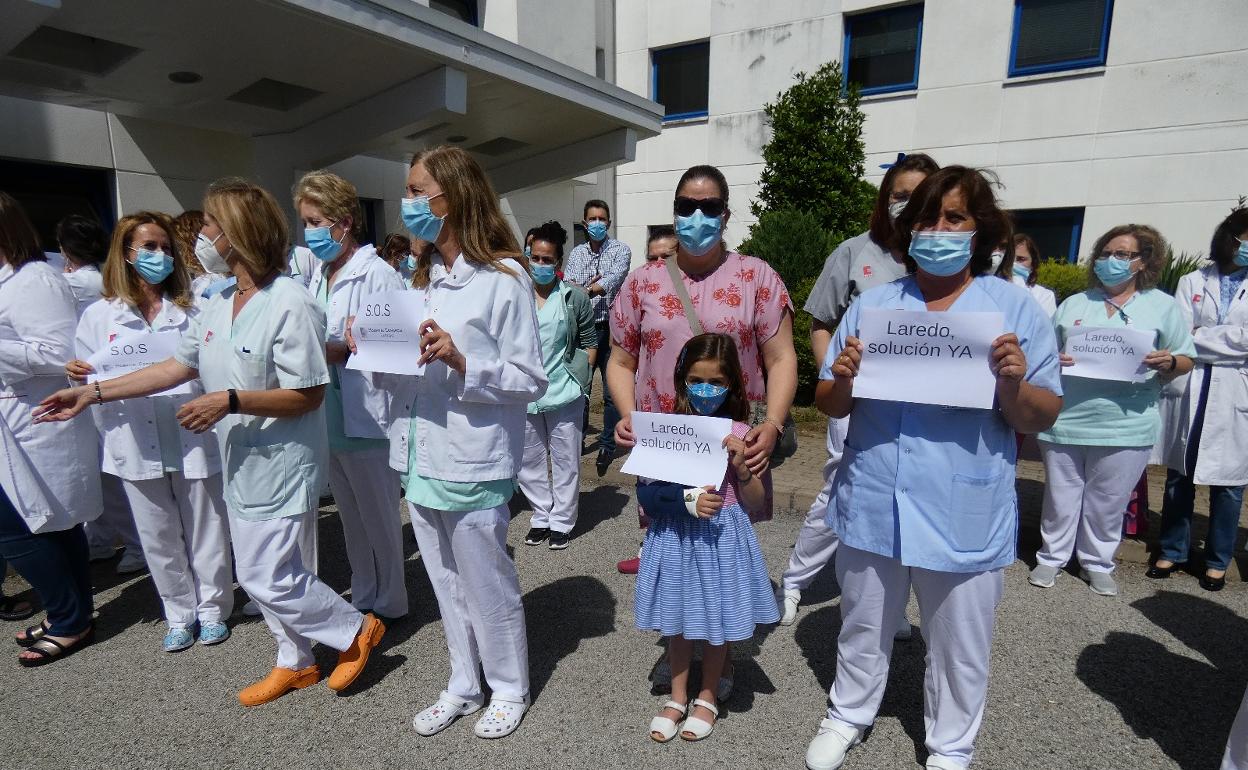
top-left (0, 596), bottom-right (35, 622)
top-left (16, 620), bottom-right (50, 648)
top-left (17, 626), bottom-right (94, 668)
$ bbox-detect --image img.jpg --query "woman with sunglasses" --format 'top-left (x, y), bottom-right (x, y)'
top-left (608, 164), bottom-right (797, 696)
top-left (518, 221), bottom-right (596, 551)
top-left (1029, 225), bottom-right (1194, 598)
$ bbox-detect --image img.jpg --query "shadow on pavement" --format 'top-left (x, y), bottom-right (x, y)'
top-left (524, 575), bottom-right (616, 702)
top-left (1077, 590), bottom-right (1248, 770)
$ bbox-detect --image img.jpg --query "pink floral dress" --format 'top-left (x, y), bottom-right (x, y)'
top-left (611, 252), bottom-right (793, 522)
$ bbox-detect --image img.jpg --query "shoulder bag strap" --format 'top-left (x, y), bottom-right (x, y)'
top-left (664, 257), bottom-right (704, 335)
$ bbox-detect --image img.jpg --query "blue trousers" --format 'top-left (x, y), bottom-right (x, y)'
top-left (0, 486), bottom-right (93, 635)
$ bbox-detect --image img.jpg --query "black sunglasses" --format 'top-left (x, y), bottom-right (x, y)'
top-left (673, 196), bottom-right (726, 218)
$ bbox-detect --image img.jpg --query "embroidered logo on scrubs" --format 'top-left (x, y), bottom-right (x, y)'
top-left (1193, 294), bottom-right (1202, 303)
top-left (863, 265), bottom-right (873, 277)
top-left (108, 332), bottom-right (118, 342)
top-left (1073, 319), bottom-right (1082, 326)
top-left (205, 330), bottom-right (214, 343)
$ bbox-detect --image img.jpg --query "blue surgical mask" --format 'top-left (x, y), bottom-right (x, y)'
top-left (401, 194), bottom-right (445, 242)
top-left (530, 264), bottom-right (557, 285)
top-left (402, 253), bottom-right (417, 271)
top-left (304, 224), bottom-right (343, 262)
top-left (909, 230), bottom-right (976, 277)
top-left (1093, 255), bottom-right (1137, 287)
top-left (130, 248), bottom-right (174, 284)
top-left (1235, 238), bottom-right (1248, 268)
top-left (586, 220), bottom-right (609, 242)
top-left (1012, 263), bottom-right (1032, 282)
top-left (523, 245), bottom-right (532, 259)
top-left (687, 382), bottom-right (729, 415)
top-left (675, 211), bottom-right (722, 257)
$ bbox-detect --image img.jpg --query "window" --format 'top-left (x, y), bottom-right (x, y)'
top-left (651, 42), bottom-right (709, 121)
top-left (1012, 207), bottom-right (1085, 263)
top-left (843, 4), bottom-right (923, 95)
top-left (429, 0), bottom-right (478, 26)
top-left (0, 158), bottom-right (114, 252)
top-left (1009, 0), bottom-right (1112, 77)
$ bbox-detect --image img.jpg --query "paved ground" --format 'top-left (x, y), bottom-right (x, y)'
top-left (2, 415), bottom-right (1245, 770)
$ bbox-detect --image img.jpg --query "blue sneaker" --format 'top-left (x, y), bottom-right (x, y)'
top-left (198, 621), bottom-right (230, 646)
top-left (163, 627), bottom-right (195, 653)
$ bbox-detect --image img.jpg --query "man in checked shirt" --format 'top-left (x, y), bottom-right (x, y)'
top-left (563, 199), bottom-right (632, 476)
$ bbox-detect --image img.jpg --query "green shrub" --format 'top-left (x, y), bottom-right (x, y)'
top-left (1158, 248), bottom-right (1207, 296)
top-left (737, 207), bottom-right (839, 290)
top-left (790, 275), bottom-right (819, 405)
top-left (1036, 261), bottom-right (1087, 305)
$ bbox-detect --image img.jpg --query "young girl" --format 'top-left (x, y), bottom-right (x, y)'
top-left (635, 333), bottom-right (779, 743)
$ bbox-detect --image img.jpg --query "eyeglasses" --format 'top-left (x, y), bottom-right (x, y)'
top-left (673, 196), bottom-right (726, 218)
top-left (1097, 250), bottom-right (1141, 261)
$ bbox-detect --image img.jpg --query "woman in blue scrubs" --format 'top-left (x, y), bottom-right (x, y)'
top-left (804, 167), bottom-right (1063, 770)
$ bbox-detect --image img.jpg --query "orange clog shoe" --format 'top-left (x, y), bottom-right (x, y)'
top-left (327, 614), bottom-right (385, 692)
top-left (238, 665), bottom-right (321, 706)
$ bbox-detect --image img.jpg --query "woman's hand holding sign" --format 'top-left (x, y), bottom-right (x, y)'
top-left (815, 336), bottom-right (863, 420)
top-left (417, 319), bottom-right (465, 375)
top-left (990, 333), bottom-right (1027, 383)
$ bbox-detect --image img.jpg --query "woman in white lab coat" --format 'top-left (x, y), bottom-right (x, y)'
top-left (378, 145), bottom-right (546, 740)
top-left (37, 178), bottom-right (385, 704)
top-left (1011, 233), bottom-right (1058, 318)
top-left (294, 170), bottom-right (408, 621)
top-left (66, 211), bottom-right (234, 652)
top-left (0, 192), bottom-right (102, 667)
top-left (1150, 207), bottom-right (1248, 591)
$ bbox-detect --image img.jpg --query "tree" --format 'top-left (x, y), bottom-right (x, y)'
top-left (751, 61), bottom-right (877, 239)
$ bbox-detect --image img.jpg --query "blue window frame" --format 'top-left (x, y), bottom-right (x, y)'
top-left (651, 41), bottom-right (710, 121)
top-left (1008, 0), bottom-right (1112, 77)
top-left (1012, 207), bottom-right (1085, 263)
top-left (842, 4), bottom-right (924, 96)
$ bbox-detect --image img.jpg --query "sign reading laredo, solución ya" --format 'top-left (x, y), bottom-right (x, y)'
top-left (852, 308), bottom-right (1005, 409)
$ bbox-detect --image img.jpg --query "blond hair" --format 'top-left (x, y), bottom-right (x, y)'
top-left (1085, 224), bottom-right (1167, 292)
top-left (172, 210), bottom-right (206, 277)
top-left (293, 170), bottom-right (365, 241)
top-left (202, 178), bottom-right (289, 277)
top-left (408, 146), bottom-right (524, 289)
top-left (102, 212), bottom-right (192, 309)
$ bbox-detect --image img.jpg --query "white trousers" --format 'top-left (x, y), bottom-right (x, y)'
top-left (1036, 441), bottom-right (1151, 573)
top-left (327, 448), bottom-right (408, 618)
top-left (408, 501), bottom-right (529, 703)
top-left (86, 472), bottom-right (143, 553)
top-left (780, 418), bottom-right (846, 591)
top-left (231, 508), bottom-right (362, 670)
top-left (828, 545), bottom-right (1003, 768)
top-left (122, 473), bottom-right (233, 628)
top-left (517, 397), bottom-right (584, 534)
top-left (1223, 683), bottom-right (1248, 770)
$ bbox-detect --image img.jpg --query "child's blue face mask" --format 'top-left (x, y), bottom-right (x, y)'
top-left (687, 382), bottom-right (729, 415)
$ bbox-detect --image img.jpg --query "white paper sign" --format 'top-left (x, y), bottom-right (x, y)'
top-left (1063, 326), bottom-right (1155, 383)
top-left (853, 308), bottom-right (1005, 409)
top-left (620, 411), bottom-right (733, 488)
top-left (347, 290), bottom-right (428, 376)
top-left (87, 330), bottom-right (190, 395)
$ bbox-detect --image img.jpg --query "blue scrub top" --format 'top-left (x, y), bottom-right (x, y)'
top-left (822, 275), bottom-right (1062, 572)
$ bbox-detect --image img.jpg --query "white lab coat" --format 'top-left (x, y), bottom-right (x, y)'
top-left (1013, 274), bottom-right (1058, 318)
top-left (286, 245), bottom-right (317, 291)
top-left (0, 261), bottom-right (102, 532)
top-left (308, 245), bottom-right (406, 439)
top-left (75, 297), bottom-right (221, 480)
top-left (1154, 266), bottom-right (1248, 486)
top-left (63, 264), bottom-right (105, 318)
top-left (388, 255), bottom-right (547, 481)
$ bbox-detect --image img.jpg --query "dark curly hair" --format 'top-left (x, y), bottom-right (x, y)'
top-left (893, 166), bottom-right (1013, 277)
top-left (527, 220), bottom-right (568, 263)
top-left (1210, 207), bottom-right (1248, 272)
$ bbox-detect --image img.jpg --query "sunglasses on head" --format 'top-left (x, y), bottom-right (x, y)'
top-left (673, 196), bottom-right (726, 218)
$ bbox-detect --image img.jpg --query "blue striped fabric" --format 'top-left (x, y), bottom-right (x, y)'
top-left (634, 493), bottom-right (779, 645)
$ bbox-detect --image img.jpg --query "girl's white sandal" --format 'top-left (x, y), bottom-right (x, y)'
top-left (680, 698), bottom-right (719, 741)
top-left (649, 700), bottom-right (688, 743)
top-left (412, 691), bottom-right (483, 736)
top-left (473, 696), bottom-right (528, 739)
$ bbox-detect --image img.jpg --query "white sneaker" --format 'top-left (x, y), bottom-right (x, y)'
top-left (925, 756), bottom-right (966, 770)
top-left (115, 548), bottom-right (147, 575)
top-left (242, 600), bottom-right (262, 617)
top-left (806, 718), bottom-right (864, 770)
top-left (1080, 568), bottom-right (1118, 597)
top-left (1028, 564), bottom-right (1060, 588)
top-left (412, 691), bottom-right (483, 736)
top-left (778, 588), bottom-right (801, 626)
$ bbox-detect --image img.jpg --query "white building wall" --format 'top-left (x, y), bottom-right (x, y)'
top-left (615, 0), bottom-right (1248, 266)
